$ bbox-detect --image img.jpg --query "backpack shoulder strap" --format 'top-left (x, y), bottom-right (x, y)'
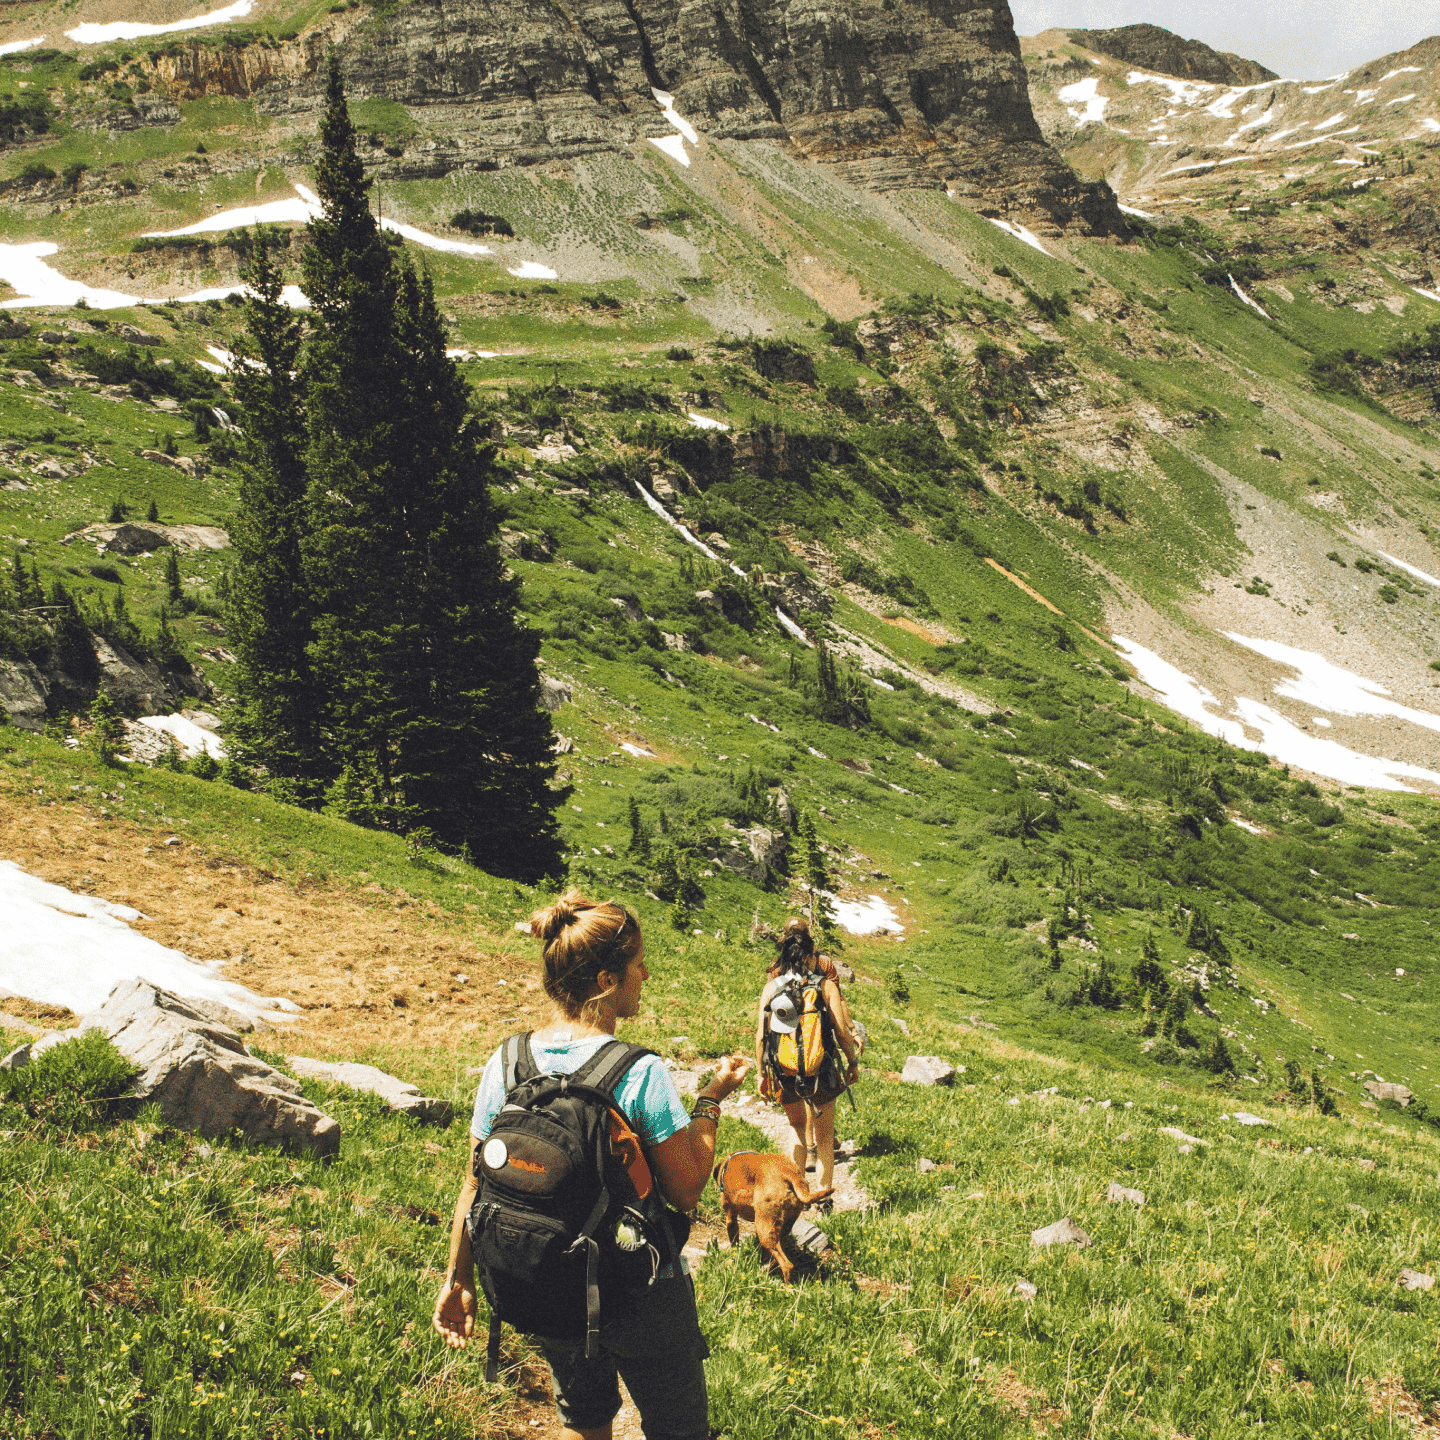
top-left (503, 1032), bottom-right (539, 1093)
top-left (570, 1039), bottom-right (654, 1099)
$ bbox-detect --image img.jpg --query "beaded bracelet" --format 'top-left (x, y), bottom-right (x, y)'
top-left (690, 1096), bottom-right (722, 1124)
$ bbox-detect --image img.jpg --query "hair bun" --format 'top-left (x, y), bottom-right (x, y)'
top-left (531, 891), bottom-right (582, 943)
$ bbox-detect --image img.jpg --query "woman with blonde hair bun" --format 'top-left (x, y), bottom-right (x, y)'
top-left (434, 889), bottom-right (749, 1440)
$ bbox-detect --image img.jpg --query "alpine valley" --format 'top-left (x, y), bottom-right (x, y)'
top-left (1, 1), bottom-right (1439, 1436)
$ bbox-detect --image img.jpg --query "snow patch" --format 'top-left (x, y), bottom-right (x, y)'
top-left (0, 36), bottom-right (46, 54)
top-left (1378, 551), bottom-right (1440, 587)
top-left (1118, 202), bottom-right (1155, 219)
top-left (987, 218), bottom-right (1052, 256)
top-left (647, 134), bottom-right (690, 167)
top-left (1386, 94), bottom-right (1417, 105)
top-left (1312, 112), bottom-right (1349, 131)
top-left (1163, 162), bottom-right (1218, 177)
top-left (687, 411), bottom-right (730, 431)
top-left (0, 859), bottom-right (288, 1022)
top-left (0, 241), bottom-right (153, 310)
top-left (1420, 119), bottom-right (1440, 134)
top-left (1412, 286), bottom-right (1440, 303)
top-left (826, 891), bottom-right (905, 937)
top-left (137, 713), bottom-right (226, 761)
top-left (1127, 72), bottom-right (1214, 105)
top-left (146, 184), bottom-right (492, 257)
top-left (67, 0), bottom-right (253, 43)
top-left (651, 88), bottom-right (699, 144)
top-left (1224, 633), bottom-right (1440, 736)
top-left (508, 260), bottom-right (558, 279)
top-left (775, 608), bottom-right (814, 648)
top-left (446, 347), bottom-right (500, 360)
top-left (1229, 274), bottom-right (1271, 318)
top-left (1231, 815), bottom-right (1265, 835)
top-left (618, 742), bottom-right (657, 759)
top-left (1058, 77), bottom-right (1108, 125)
top-left (1114, 635), bottom-right (1440, 792)
top-left (1381, 66), bottom-right (1423, 81)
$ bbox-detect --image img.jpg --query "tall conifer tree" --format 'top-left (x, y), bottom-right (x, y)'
top-left (228, 233), bottom-right (325, 788)
top-left (273, 56), bottom-right (563, 875)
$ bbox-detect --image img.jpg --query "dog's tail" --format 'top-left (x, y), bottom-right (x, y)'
top-left (788, 1179), bottom-right (835, 1207)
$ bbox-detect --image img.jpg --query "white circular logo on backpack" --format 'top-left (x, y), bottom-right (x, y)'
top-left (482, 1137), bottom-right (508, 1171)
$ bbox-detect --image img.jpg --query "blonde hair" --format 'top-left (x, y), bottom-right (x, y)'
top-left (529, 888), bottom-right (642, 1021)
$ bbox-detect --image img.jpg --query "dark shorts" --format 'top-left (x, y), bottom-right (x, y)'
top-left (776, 1059), bottom-right (846, 1109)
top-left (539, 1271), bottom-right (710, 1440)
top-left (777, 1077), bottom-right (844, 1109)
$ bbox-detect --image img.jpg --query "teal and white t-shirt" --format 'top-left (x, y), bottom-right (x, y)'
top-left (469, 1033), bottom-right (690, 1148)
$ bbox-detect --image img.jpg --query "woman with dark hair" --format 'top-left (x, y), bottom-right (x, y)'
top-left (434, 889), bottom-right (749, 1440)
top-left (755, 917), bottom-right (860, 1194)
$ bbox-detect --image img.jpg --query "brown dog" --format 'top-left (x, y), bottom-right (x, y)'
top-left (714, 1151), bottom-right (834, 1284)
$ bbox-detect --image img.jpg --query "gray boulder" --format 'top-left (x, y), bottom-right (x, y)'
top-left (538, 675), bottom-right (573, 711)
top-left (1228, 1112), bottom-right (1271, 1127)
top-left (286, 1057), bottom-right (454, 1126)
top-left (1363, 1080), bottom-right (1414, 1108)
top-left (33, 979), bottom-right (339, 1156)
top-left (708, 825), bottom-right (789, 884)
top-left (1014, 1278), bottom-right (1038, 1300)
top-left (1160, 1126), bottom-right (1209, 1147)
top-left (1031, 1216), bottom-right (1091, 1248)
top-left (1399, 1268), bottom-right (1435, 1292)
top-left (1106, 1182), bottom-right (1145, 1206)
top-left (917, 1157), bottom-right (936, 1174)
top-left (901, 1055), bottom-right (956, 1087)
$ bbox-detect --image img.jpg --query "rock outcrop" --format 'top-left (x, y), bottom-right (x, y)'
top-left (1066, 23), bottom-right (1277, 86)
top-left (900, 1055), bottom-right (956, 1086)
top-left (287, 1057), bottom-right (455, 1125)
top-left (25, 980), bottom-right (340, 1156)
top-left (143, 0), bottom-right (1124, 234)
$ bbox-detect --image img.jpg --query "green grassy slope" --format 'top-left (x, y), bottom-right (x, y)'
top-left (3, 52), bottom-right (1440, 1436)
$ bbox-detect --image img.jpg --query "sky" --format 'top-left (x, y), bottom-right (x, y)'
top-left (1010, 0), bottom-right (1440, 81)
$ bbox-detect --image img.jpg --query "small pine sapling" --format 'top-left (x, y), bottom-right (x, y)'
top-left (146, 497), bottom-right (159, 522)
top-left (86, 690), bottom-right (123, 765)
top-left (164, 547), bottom-right (182, 602)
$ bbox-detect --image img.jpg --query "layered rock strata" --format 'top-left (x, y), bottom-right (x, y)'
top-left (142, 0), bottom-right (1124, 234)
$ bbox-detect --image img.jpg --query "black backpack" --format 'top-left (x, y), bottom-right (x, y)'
top-left (468, 1033), bottom-right (681, 1382)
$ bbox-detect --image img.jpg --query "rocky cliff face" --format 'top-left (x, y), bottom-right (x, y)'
top-left (1064, 23), bottom-right (1277, 86)
top-left (146, 0), bottom-right (1124, 235)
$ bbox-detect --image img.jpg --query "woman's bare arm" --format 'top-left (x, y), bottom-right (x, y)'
top-left (822, 978), bottom-right (861, 1072)
top-left (649, 1055), bottom-right (750, 1210)
top-left (433, 1133), bottom-right (480, 1348)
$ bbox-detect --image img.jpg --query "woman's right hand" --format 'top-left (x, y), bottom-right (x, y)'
top-left (433, 1279), bottom-right (477, 1350)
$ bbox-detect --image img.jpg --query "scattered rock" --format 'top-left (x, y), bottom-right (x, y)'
top-left (1160, 1126), bottom-right (1209, 1147)
top-left (1357, 1158), bottom-right (1377, 1170)
top-left (115, 323), bottom-right (162, 347)
top-left (891, 1017), bottom-right (911, 1036)
top-left (917, 1157), bottom-right (936, 1174)
top-left (1014, 1278), bottom-right (1038, 1300)
top-left (900, 1055), bottom-right (956, 1087)
top-left (286, 1057), bottom-right (454, 1125)
top-left (538, 676), bottom-right (573, 711)
top-left (1177, 1144), bottom-right (1195, 1156)
top-left (790, 1217), bottom-right (831, 1255)
top-left (140, 448), bottom-right (197, 476)
top-left (1399, 1268), bottom-right (1435, 1292)
top-left (694, 588), bottom-right (722, 612)
top-left (1031, 1216), bottom-right (1091, 1248)
top-left (34, 979), bottom-right (339, 1156)
top-left (1228, 1112), bottom-right (1272, 1127)
top-left (1363, 1080), bottom-right (1414, 1108)
top-left (1106, 1182), bottom-right (1145, 1206)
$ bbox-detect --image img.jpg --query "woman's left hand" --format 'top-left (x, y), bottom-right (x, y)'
top-left (707, 1054), bottom-right (752, 1100)
top-left (433, 1280), bottom-right (477, 1349)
